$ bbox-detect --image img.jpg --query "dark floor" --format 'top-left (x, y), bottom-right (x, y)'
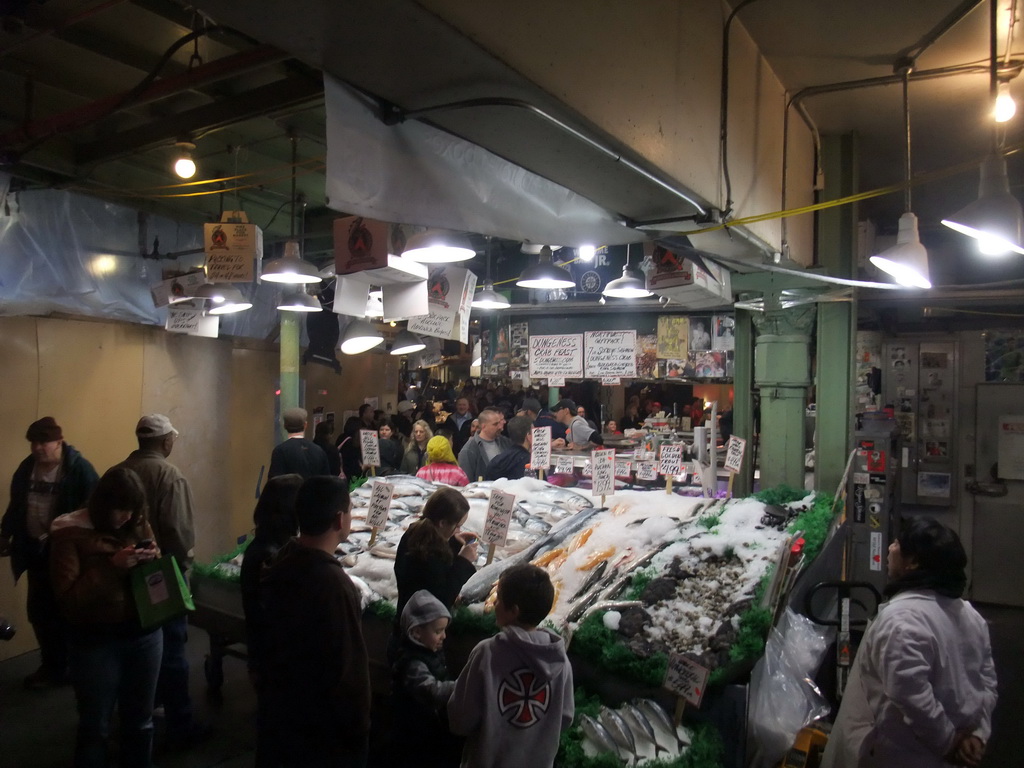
top-left (0, 604), bottom-right (1020, 767)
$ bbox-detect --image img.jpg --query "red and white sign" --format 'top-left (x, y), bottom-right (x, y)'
top-left (664, 652), bottom-right (710, 708)
top-left (723, 435), bottom-right (747, 474)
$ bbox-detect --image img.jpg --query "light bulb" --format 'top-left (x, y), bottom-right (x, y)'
top-left (995, 82), bottom-right (1016, 123)
top-left (174, 156), bottom-right (196, 178)
top-left (577, 244), bottom-right (596, 262)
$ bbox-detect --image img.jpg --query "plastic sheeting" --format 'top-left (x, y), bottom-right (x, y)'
top-left (324, 77), bottom-right (641, 247)
top-left (0, 180), bottom-right (291, 341)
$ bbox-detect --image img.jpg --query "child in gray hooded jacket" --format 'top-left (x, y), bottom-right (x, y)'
top-left (447, 564), bottom-right (574, 768)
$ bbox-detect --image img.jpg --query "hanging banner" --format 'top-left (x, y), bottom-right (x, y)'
top-left (529, 334), bottom-right (583, 379)
top-left (584, 330), bottom-right (638, 378)
top-left (531, 426), bottom-right (552, 471)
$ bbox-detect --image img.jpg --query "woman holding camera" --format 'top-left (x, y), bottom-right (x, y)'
top-left (50, 466), bottom-right (161, 768)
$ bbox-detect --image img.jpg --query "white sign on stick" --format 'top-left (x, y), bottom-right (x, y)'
top-left (591, 449), bottom-right (616, 497)
top-left (554, 456), bottom-right (574, 475)
top-left (614, 460), bottom-right (632, 479)
top-left (359, 430), bottom-right (381, 466)
top-left (483, 490), bottom-right (516, 548)
top-left (664, 652), bottom-right (711, 708)
top-left (531, 427), bottom-right (552, 470)
top-left (366, 482), bottom-right (394, 529)
top-left (636, 461), bottom-right (658, 481)
top-left (723, 435), bottom-right (747, 474)
top-left (659, 444), bottom-right (684, 476)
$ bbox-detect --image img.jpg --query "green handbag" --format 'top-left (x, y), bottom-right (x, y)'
top-left (130, 555), bottom-right (195, 629)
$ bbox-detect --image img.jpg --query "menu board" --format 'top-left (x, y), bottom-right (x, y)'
top-left (584, 330), bottom-right (638, 378)
top-left (529, 334), bottom-right (583, 379)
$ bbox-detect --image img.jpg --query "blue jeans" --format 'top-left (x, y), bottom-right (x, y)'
top-left (69, 629), bottom-right (163, 768)
top-left (158, 614), bottom-right (194, 734)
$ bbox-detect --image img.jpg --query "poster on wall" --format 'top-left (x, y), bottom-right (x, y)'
top-left (985, 331), bottom-right (1024, 382)
top-left (509, 322), bottom-right (529, 372)
top-left (636, 334), bottom-right (659, 379)
top-left (688, 350), bottom-right (727, 378)
top-left (584, 330), bottom-right (637, 378)
top-left (656, 316), bottom-right (689, 360)
top-left (689, 316), bottom-right (713, 351)
top-left (917, 471), bottom-right (951, 498)
top-left (529, 334), bottom-right (583, 379)
top-left (712, 316), bottom-right (735, 350)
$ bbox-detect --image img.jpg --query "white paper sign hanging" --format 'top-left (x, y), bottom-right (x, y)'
top-left (531, 427), bottom-right (552, 470)
top-left (483, 489), bottom-right (516, 548)
top-left (366, 482), bottom-right (394, 529)
top-left (591, 449), bottom-right (615, 497)
top-left (359, 430), bottom-right (381, 467)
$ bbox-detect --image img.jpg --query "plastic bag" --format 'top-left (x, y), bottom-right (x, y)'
top-left (747, 607), bottom-right (834, 768)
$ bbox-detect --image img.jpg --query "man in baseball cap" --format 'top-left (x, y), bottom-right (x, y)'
top-left (118, 414), bottom-right (208, 746)
top-left (553, 399), bottom-right (603, 449)
top-left (1, 417), bottom-right (98, 689)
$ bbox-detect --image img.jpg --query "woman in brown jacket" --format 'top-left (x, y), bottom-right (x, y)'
top-left (50, 466), bottom-right (161, 768)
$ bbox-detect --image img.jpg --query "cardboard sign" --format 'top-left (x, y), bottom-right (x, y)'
top-left (614, 460), bottom-right (632, 479)
top-left (584, 330), bottom-right (638, 378)
top-left (531, 426), bottom-right (552, 470)
top-left (723, 435), bottom-right (747, 474)
top-left (333, 216), bottom-right (392, 275)
top-left (359, 429), bottom-right (381, 467)
top-left (407, 265), bottom-right (477, 343)
top-left (151, 270), bottom-right (206, 308)
top-left (664, 652), bottom-right (710, 708)
top-left (591, 449), bottom-right (616, 497)
top-left (366, 482), bottom-right (394, 529)
top-left (659, 444), bottom-right (684, 476)
top-left (483, 489), bottom-right (516, 548)
top-left (636, 461), bottom-right (658, 481)
top-left (165, 307), bottom-right (219, 338)
top-left (529, 334), bottom-right (583, 379)
top-left (554, 456), bottom-right (574, 475)
top-left (204, 211), bottom-right (263, 282)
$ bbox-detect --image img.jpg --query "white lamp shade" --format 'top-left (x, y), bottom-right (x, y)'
top-left (869, 213), bottom-right (932, 289)
top-left (340, 318), bottom-right (384, 354)
top-left (277, 291), bottom-right (323, 312)
top-left (941, 154), bottom-right (1024, 256)
top-left (260, 241), bottom-right (323, 283)
top-left (516, 246), bottom-right (575, 289)
top-left (193, 283), bottom-right (252, 314)
top-left (402, 229), bottom-right (475, 263)
top-left (390, 329), bottom-right (426, 355)
top-left (603, 265), bottom-right (652, 298)
top-left (471, 282), bottom-right (511, 309)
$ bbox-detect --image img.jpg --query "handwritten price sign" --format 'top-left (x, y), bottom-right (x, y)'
top-left (659, 444), bottom-right (684, 476)
top-left (531, 426), bottom-right (552, 470)
top-left (366, 482), bottom-right (394, 530)
top-left (591, 449), bottom-right (615, 497)
top-left (614, 460), bottom-right (632, 479)
top-left (554, 456), bottom-right (574, 475)
top-left (483, 489), bottom-right (516, 548)
top-left (723, 435), bottom-right (747, 474)
top-left (636, 461), bottom-right (658, 481)
top-left (359, 430), bottom-right (381, 467)
top-left (664, 652), bottom-right (710, 707)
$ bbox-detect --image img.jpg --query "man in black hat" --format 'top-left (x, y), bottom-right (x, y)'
top-left (1, 416), bottom-right (98, 689)
top-left (553, 399), bottom-right (604, 450)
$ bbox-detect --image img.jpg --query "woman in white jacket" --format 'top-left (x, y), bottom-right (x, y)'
top-left (821, 517), bottom-right (998, 768)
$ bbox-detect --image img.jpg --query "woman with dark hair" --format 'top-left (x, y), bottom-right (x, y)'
top-left (313, 421), bottom-right (342, 478)
top-left (49, 466), bottom-right (161, 768)
top-left (392, 487), bottom-right (477, 659)
top-left (377, 418), bottom-right (403, 474)
top-left (337, 416), bottom-right (365, 482)
top-left (821, 517), bottom-right (998, 768)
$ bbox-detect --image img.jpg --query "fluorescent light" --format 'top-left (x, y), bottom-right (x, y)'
top-left (340, 318), bottom-right (384, 354)
top-left (941, 154), bottom-right (1024, 256)
top-left (390, 329), bottom-right (425, 355)
top-left (869, 213), bottom-right (931, 289)
top-left (402, 229), bottom-right (475, 263)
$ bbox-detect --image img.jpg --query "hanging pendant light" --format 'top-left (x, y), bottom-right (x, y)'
top-left (277, 290), bottom-right (323, 312)
top-left (340, 318), bottom-right (384, 354)
top-left (516, 245), bottom-right (575, 289)
top-left (603, 244), bottom-right (652, 298)
top-left (261, 240), bottom-right (323, 283)
top-left (471, 237), bottom-right (511, 309)
top-left (390, 329), bottom-right (426, 355)
top-left (869, 69), bottom-right (932, 288)
top-left (941, 0), bottom-right (1024, 257)
top-left (402, 229), bottom-right (475, 262)
top-left (172, 141), bottom-right (197, 179)
top-left (194, 283), bottom-right (252, 314)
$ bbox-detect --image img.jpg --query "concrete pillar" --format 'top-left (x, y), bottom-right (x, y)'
top-left (732, 310), bottom-right (755, 496)
top-left (279, 312), bottom-right (300, 441)
top-left (752, 305), bottom-right (815, 489)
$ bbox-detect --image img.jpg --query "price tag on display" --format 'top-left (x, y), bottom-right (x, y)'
top-left (601, 377), bottom-right (621, 385)
top-left (359, 429), bottom-right (381, 467)
top-left (366, 482), bottom-right (394, 530)
top-left (636, 461), bottom-right (658, 481)
top-left (582, 459), bottom-right (592, 477)
top-left (664, 652), bottom-right (710, 708)
top-left (555, 456), bottom-right (574, 475)
top-left (591, 449), bottom-right (615, 497)
top-left (723, 435), bottom-right (747, 474)
top-left (483, 489), bottom-right (516, 548)
top-left (531, 426), bottom-right (552, 470)
top-left (659, 444), bottom-right (684, 476)
top-left (614, 460), bottom-right (632, 479)
top-left (548, 377), bottom-right (566, 387)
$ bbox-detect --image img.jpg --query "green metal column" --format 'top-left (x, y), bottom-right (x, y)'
top-left (815, 133), bottom-right (859, 494)
top-left (732, 310), bottom-right (755, 496)
top-left (279, 312), bottom-right (301, 441)
top-left (752, 306), bottom-right (815, 489)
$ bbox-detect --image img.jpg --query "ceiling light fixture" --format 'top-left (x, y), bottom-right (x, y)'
top-left (172, 141), bottom-right (196, 179)
top-left (603, 244), bottom-right (653, 298)
top-left (516, 245), bottom-right (575, 289)
top-left (942, 1), bottom-right (1024, 256)
top-left (365, 289), bottom-right (384, 317)
top-left (472, 237), bottom-right (511, 309)
top-left (390, 329), bottom-right (426, 355)
top-left (194, 283), bottom-right (252, 314)
top-left (261, 240), bottom-right (323, 283)
top-left (577, 244), bottom-right (596, 262)
top-left (340, 318), bottom-right (384, 354)
top-left (277, 290), bottom-right (323, 312)
top-left (402, 229), bottom-right (475, 262)
top-left (869, 66), bottom-right (931, 288)
top-left (995, 80), bottom-right (1016, 122)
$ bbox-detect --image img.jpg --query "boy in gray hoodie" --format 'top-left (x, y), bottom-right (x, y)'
top-left (447, 564), bottom-right (574, 768)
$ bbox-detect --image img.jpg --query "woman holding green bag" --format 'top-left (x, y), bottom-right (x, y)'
top-left (50, 466), bottom-right (162, 768)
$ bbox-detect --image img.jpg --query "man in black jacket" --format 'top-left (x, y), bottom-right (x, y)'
top-left (0, 417), bottom-right (98, 689)
top-left (268, 408), bottom-right (330, 480)
top-left (440, 397), bottom-right (475, 456)
top-left (484, 416), bottom-right (533, 481)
